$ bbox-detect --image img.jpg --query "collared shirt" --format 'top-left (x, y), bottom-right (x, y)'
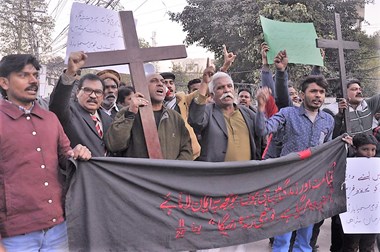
top-left (101, 103), bottom-right (119, 117)
top-left (224, 109), bottom-right (251, 161)
top-left (0, 100), bottom-right (72, 238)
top-left (4, 99), bottom-right (35, 114)
top-left (256, 105), bottom-right (334, 156)
top-left (165, 97), bottom-right (180, 112)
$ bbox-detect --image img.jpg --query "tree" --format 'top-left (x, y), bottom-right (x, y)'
top-left (0, 0), bottom-right (54, 58)
top-left (170, 62), bottom-right (189, 92)
top-left (344, 31), bottom-right (380, 97)
top-left (44, 56), bottom-right (66, 85)
top-left (170, 60), bottom-right (205, 92)
top-left (170, 0), bottom-right (379, 96)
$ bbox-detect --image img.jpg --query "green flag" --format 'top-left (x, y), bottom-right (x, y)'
top-left (260, 16), bottom-right (323, 66)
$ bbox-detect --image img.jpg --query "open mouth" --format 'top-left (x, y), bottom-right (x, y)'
top-left (26, 90), bottom-right (37, 95)
top-left (156, 88), bottom-right (165, 95)
top-left (26, 86), bottom-right (38, 94)
top-left (221, 93), bottom-right (234, 100)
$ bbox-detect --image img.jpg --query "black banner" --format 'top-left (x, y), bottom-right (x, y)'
top-left (66, 137), bottom-right (347, 251)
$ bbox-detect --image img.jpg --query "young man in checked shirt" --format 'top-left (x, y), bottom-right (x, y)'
top-left (255, 75), bottom-right (334, 252)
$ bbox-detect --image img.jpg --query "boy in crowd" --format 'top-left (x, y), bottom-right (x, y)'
top-left (342, 133), bottom-right (378, 252)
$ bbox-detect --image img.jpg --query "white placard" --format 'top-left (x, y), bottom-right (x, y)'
top-left (65, 3), bottom-right (155, 74)
top-left (340, 157), bottom-right (380, 233)
top-left (66, 3), bottom-right (124, 60)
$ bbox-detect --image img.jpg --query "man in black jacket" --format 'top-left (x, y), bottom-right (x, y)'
top-left (50, 52), bottom-right (112, 157)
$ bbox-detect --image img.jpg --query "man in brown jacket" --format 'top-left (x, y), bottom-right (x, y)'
top-left (105, 73), bottom-right (192, 160)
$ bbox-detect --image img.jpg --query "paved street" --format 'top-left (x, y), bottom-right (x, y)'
top-left (207, 218), bottom-right (379, 252)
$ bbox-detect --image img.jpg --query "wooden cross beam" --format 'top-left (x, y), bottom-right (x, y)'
top-left (82, 11), bottom-right (187, 159)
top-left (316, 12), bottom-right (360, 134)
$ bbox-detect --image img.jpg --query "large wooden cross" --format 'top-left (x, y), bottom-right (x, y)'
top-left (316, 13), bottom-right (360, 134)
top-left (83, 11), bottom-right (187, 159)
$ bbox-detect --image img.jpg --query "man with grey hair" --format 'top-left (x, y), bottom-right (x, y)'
top-left (188, 68), bottom-right (262, 162)
top-left (188, 68), bottom-right (262, 251)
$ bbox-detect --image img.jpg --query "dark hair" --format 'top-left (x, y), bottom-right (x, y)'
top-left (160, 72), bottom-right (175, 80)
top-left (353, 133), bottom-right (378, 148)
top-left (299, 75), bottom-right (328, 93)
top-left (287, 80), bottom-right (294, 88)
top-left (187, 78), bottom-right (201, 91)
top-left (119, 81), bottom-right (128, 87)
top-left (77, 73), bottom-right (105, 91)
top-left (238, 88), bottom-right (252, 97)
top-left (346, 78), bottom-right (361, 88)
top-left (116, 86), bottom-right (135, 104)
top-left (0, 54), bottom-right (41, 97)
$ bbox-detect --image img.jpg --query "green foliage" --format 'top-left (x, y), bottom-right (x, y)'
top-left (170, 61), bottom-right (204, 92)
top-left (170, 0), bottom-right (379, 96)
top-left (139, 38), bottom-right (151, 48)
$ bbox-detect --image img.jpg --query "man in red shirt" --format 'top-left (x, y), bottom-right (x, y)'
top-left (0, 54), bottom-right (91, 251)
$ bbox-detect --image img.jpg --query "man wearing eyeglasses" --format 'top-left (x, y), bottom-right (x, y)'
top-left (49, 51), bottom-right (112, 157)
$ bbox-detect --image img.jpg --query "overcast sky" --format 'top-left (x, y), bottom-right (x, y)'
top-left (49, 0), bottom-right (380, 60)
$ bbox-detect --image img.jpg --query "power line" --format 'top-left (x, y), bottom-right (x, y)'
top-left (54, 0), bottom-right (69, 20)
top-left (134, 0), bottom-right (149, 12)
top-left (50, 0), bottom-right (65, 18)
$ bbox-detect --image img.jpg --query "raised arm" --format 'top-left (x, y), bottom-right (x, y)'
top-left (260, 43), bottom-right (275, 96)
top-left (273, 50), bottom-right (291, 109)
top-left (219, 44), bottom-right (236, 73)
top-left (188, 65), bottom-right (215, 133)
top-left (49, 52), bottom-right (87, 124)
top-left (255, 87), bottom-right (286, 136)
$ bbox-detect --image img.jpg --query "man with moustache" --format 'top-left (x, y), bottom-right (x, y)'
top-left (237, 87), bottom-right (257, 112)
top-left (161, 72), bottom-right (179, 111)
top-left (50, 52), bottom-right (112, 157)
top-left (288, 84), bottom-right (302, 107)
top-left (104, 73), bottom-right (192, 160)
top-left (324, 79), bottom-right (380, 252)
top-left (333, 79), bottom-right (380, 136)
top-left (187, 69), bottom-right (262, 251)
top-left (160, 46), bottom-right (236, 160)
top-left (189, 70), bottom-right (262, 162)
top-left (0, 54), bottom-right (91, 251)
top-left (255, 75), bottom-right (334, 252)
top-left (97, 69), bottom-right (122, 118)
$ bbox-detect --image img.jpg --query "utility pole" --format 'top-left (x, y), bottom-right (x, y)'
top-left (25, 0), bottom-right (39, 59)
